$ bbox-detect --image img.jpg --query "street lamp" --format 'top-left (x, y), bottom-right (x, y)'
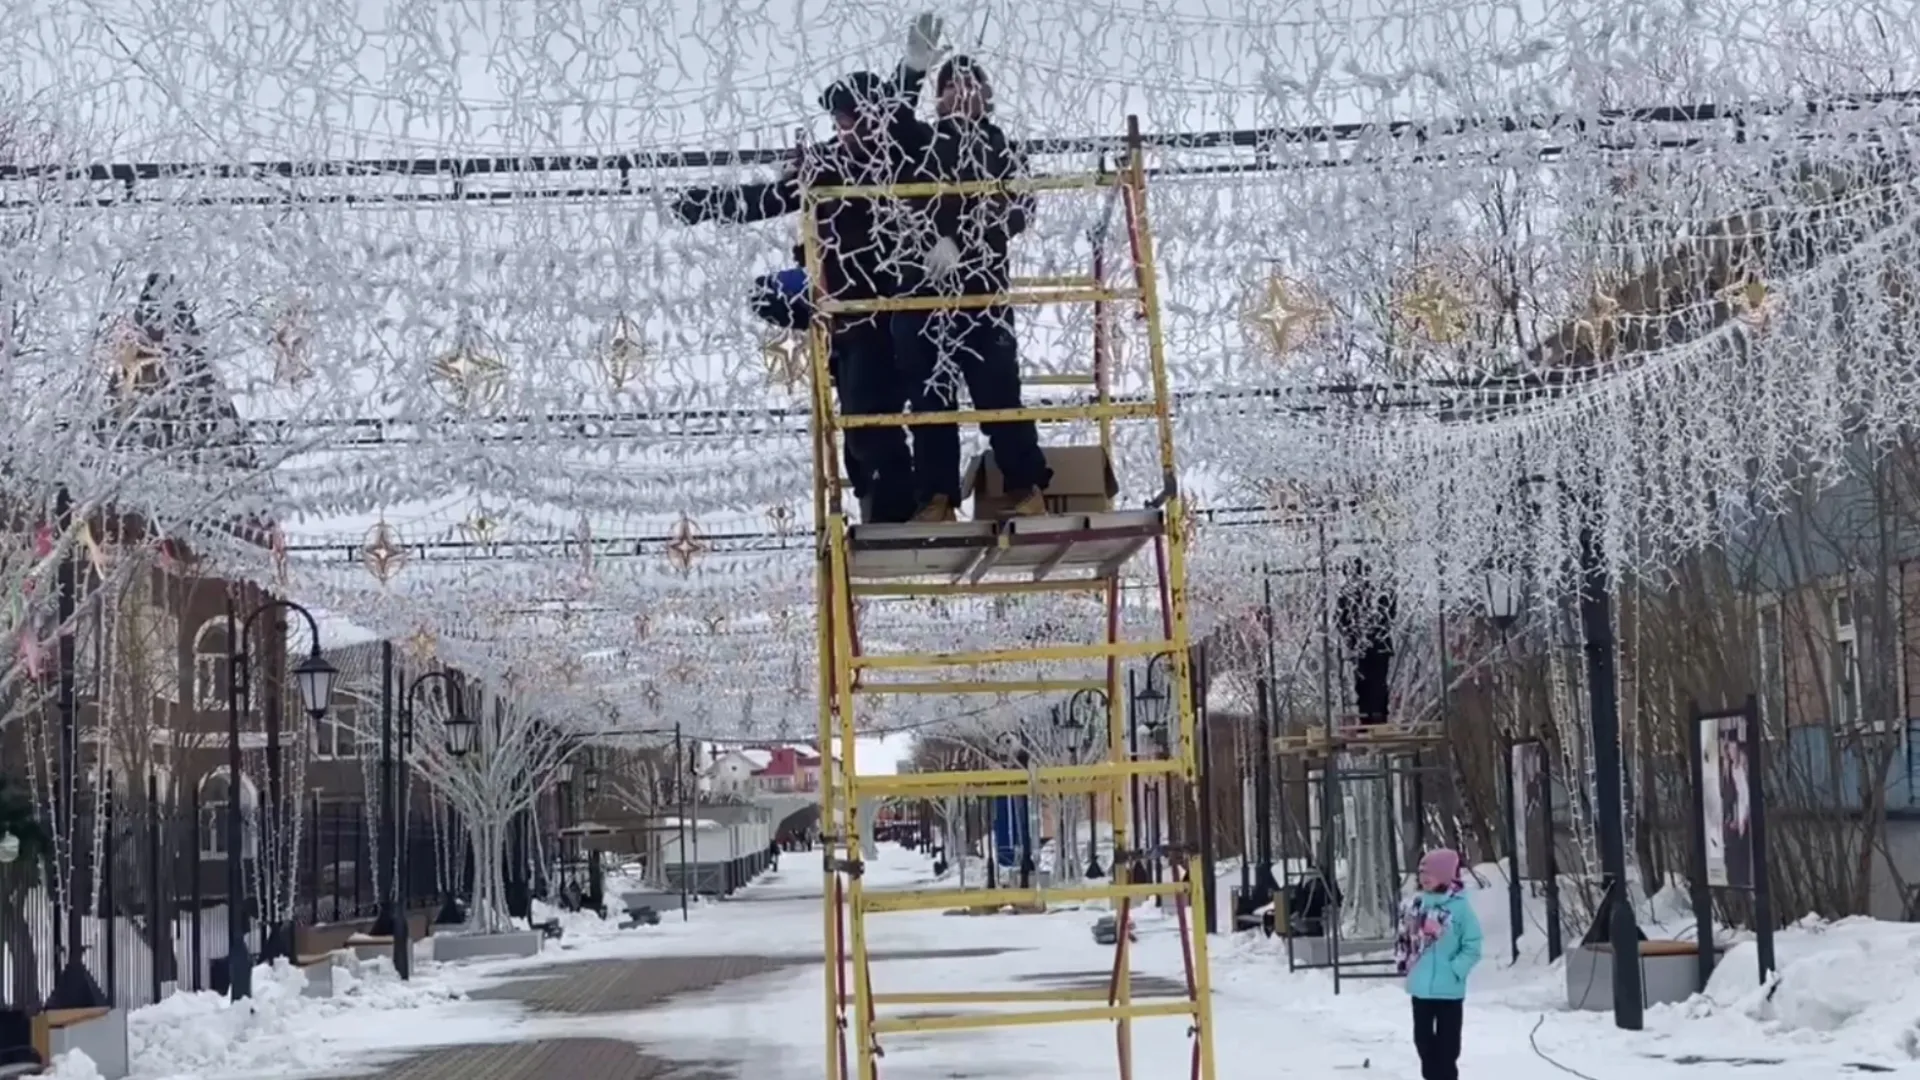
top-left (1130, 654), bottom-right (1175, 886)
top-left (445, 709), bottom-right (477, 756)
top-left (1485, 568), bottom-right (1522, 634)
top-left (1064, 689), bottom-right (1108, 878)
top-left (223, 598), bottom-right (336, 1000)
top-left (378, 669), bottom-right (464, 979)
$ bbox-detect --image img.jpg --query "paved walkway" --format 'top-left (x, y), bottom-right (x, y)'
top-left (350, 948), bottom-right (1012, 1080)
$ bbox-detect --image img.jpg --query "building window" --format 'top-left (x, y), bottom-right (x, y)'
top-left (198, 769), bottom-right (258, 860)
top-left (1833, 591), bottom-right (1862, 729)
top-left (192, 619), bottom-right (230, 712)
top-left (314, 703), bottom-right (359, 760)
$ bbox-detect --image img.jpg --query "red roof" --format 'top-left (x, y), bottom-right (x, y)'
top-left (753, 746), bottom-right (823, 778)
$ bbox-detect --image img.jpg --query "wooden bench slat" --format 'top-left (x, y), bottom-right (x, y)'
top-left (43, 1007), bottom-right (110, 1028)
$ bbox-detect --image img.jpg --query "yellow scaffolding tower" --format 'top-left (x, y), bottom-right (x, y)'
top-left (805, 118), bottom-right (1216, 1080)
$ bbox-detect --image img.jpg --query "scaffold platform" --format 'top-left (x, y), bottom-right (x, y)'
top-left (808, 118), bottom-right (1217, 1080)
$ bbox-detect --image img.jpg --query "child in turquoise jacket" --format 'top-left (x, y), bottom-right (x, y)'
top-left (1395, 848), bottom-right (1482, 1080)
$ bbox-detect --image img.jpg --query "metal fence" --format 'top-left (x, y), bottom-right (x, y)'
top-left (0, 773), bottom-right (446, 1014)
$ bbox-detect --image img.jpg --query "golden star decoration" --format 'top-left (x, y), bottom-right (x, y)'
top-left (1719, 273), bottom-right (1775, 329)
top-left (664, 512), bottom-right (708, 573)
top-left (429, 322), bottom-right (509, 410)
top-left (404, 626), bottom-right (437, 661)
top-left (1570, 287), bottom-right (1622, 353)
top-left (599, 314), bottom-right (649, 393)
top-left (761, 330), bottom-right (810, 390)
top-left (361, 520), bottom-right (408, 585)
top-left (270, 297), bottom-right (315, 385)
top-left (101, 315), bottom-right (159, 388)
top-left (1395, 268), bottom-right (1474, 344)
top-left (1241, 273), bottom-right (1329, 361)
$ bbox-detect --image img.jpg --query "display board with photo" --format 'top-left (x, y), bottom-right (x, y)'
top-left (1717, 712), bottom-right (1754, 890)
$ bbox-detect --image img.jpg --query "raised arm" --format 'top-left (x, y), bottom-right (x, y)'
top-left (670, 165), bottom-right (804, 226)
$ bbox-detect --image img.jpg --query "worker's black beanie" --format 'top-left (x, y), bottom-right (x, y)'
top-left (820, 70), bottom-right (889, 118)
top-left (937, 55), bottom-right (991, 96)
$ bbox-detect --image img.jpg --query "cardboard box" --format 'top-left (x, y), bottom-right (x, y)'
top-left (963, 445), bottom-right (1119, 520)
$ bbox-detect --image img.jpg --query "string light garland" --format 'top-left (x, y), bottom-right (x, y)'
top-left (0, 0), bottom-right (1913, 739)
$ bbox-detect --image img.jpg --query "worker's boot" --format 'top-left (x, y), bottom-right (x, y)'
top-left (912, 494), bottom-right (958, 523)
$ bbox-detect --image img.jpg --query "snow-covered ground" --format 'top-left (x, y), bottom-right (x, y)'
top-left (63, 846), bottom-right (1920, 1078)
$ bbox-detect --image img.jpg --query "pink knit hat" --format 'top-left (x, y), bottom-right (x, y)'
top-left (1417, 848), bottom-right (1462, 891)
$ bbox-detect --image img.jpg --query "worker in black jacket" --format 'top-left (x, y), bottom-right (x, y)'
top-left (891, 56), bottom-right (1052, 523)
top-left (670, 16), bottom-right (945, 524)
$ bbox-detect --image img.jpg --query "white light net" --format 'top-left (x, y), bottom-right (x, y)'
top-left (3, 0), bottom-right (1918, 738)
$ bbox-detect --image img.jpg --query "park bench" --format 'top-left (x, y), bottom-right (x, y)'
top-left (31, 1006), bottom-right (128, 1079)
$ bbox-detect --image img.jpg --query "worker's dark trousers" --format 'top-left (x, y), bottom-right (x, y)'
top-left (832, 317), bottom-right (915, 523)
top-left (892, 307), bottom-right (1052, 508)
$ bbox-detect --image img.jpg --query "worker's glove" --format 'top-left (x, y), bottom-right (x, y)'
top-left (925, 236), bottom-right (962, 281)
top-left (905, 13), bottom-right (945, 73)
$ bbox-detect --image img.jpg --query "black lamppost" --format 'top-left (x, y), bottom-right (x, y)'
top-left (1131, 654), bottom-right (1173, 884)
top-left (581, 752), bottom-right (604, 911)
top-left (1062, 689), bottom-right (1108, 878)
top-left (226, 600), bottom-right (338, 1000)
top-left (379, 669), bottom-right (463, 979)
top-left (555, 756), bottom-right (576, 903)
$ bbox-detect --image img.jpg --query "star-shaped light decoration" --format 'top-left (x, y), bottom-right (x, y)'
top-left (668, 657), bottom-right (698, 684)
top-left (269, 296), bottom-right (314, 386)
top-left (761, 330), bottom-right (810, 391)
top-left (641, 681), bottom-right (662, 713)
top-left (1240, 272), bottom-right (1330, 362)
top-left (664, 512), bottom-right (707, 574)
top-left (1569, 286), bottom-right (1622, 356)
top-left (361, 520), bottom-right (408, 585)
top-left (458, 507), bottom-right (503, 547)
top-left (404, 625), bottom-right (438, 662)
top-left (1395, 266), bottom-right (1475, 344)
top-left (1718, 272), bottom-right (1776, 330)
top-left (267, 524), bottom-right (290, 588)
top-left (555, 656), bottom-right (583, 686)
top-left (599, 314), bottom-right (648, 393)
top-left (632, 613), bottom-right (652, 641)
top-left (703, 613), bottom-right (726, 635)
top-left (100, 315), bottom-right (159, 388)
top-left (429, 319), bottom-right (509, 411)
top-left (766, 503), bottom-right (797, 537)
top-left (1259, 478), bottom-right (1308, 521)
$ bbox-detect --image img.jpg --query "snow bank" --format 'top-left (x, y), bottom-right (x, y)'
top-left (1690, 916), bottom-right (1920, 1059)
top-left (42, 1050), bottom-right (102, 1079)
top-left (128, 954), bottom-right (464, 1079)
